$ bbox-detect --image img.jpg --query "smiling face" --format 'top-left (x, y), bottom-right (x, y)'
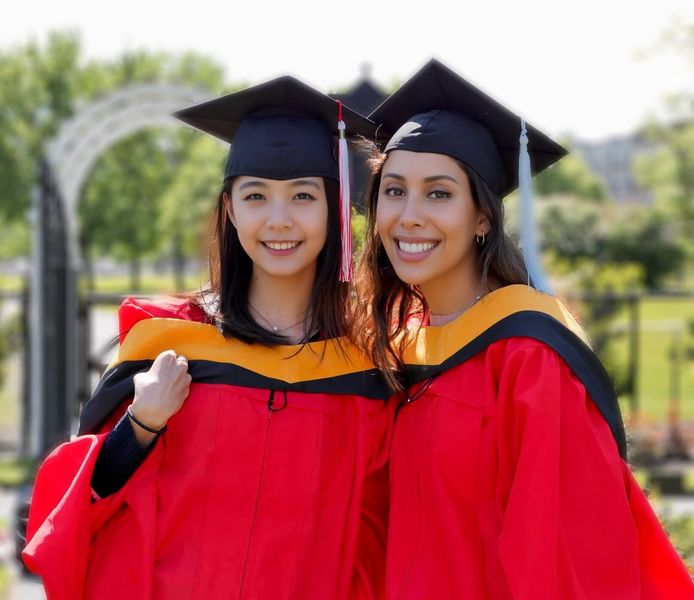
top-left (226, 176), bottom-right (329, 281)
top-left (376, 150), bottom-right (489, 303)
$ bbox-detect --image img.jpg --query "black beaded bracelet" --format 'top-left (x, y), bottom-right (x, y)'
top-left (127, 405), bottom-right (168, 435)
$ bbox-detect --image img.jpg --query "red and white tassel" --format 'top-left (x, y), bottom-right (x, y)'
top-left (337, 100), bottom-right (353, 282)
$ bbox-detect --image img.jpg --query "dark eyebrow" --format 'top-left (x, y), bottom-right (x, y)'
top-left (290, 179), bottom-right (321, 189)
top-left (382, 173), bottom-right (460, 185)
top-left (382, 173), bottom-right (406, 181)
top-left (423, 175), bottom-right (459, 184)
top-left (238, 180), bottom-right (268, 191)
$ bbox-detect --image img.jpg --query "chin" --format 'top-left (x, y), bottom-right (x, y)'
top-left (391, 265), bottom-right (433, 288)
top-left (262, 261), bottom-right (312, 278)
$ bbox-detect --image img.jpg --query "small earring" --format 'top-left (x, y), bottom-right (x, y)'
top-left (475, 232), bottom-right (486, 245)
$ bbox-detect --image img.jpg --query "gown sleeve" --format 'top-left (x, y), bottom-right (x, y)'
top-left (494, 342), bottom-right (694, 600)
top-left (21, 297), bottom-right (174, 599)
top-left (349, 397), bottom-right (396, 600)
top-left (22, 429), bottom-right (164, 599)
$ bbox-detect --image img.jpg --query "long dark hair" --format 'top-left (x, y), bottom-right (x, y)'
top-left (195, 177), bottom-right (348, 345)
top-left (352, 143), bottom-right (529, 391)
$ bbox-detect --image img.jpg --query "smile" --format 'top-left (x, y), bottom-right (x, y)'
top-left (262, 241), bottom-right (301, 251)
top-left (397, 240), bottom-right (439, 254)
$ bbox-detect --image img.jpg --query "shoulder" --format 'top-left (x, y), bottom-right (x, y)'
top-left (485, 336), bottom-right (563, 364)
top-left (435, 337), bottom-right (568, 391)
top-left (118, 295), bottom-right (211, 344)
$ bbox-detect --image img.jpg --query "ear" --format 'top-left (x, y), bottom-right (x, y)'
top-left (476, 211), bottom-right (491, 236)
top-left (223, 190), bottom-right (236, 228)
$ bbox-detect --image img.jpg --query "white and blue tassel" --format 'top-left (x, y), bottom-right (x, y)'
top-left (519, 118), bottom-right (552, 293)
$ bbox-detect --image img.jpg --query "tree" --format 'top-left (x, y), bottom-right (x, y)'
top-left (0, 31), bottom-right (229, 283)
top-left (80, 130), bottom-right (171, 290)
top-left (634, 116), bottom-right (694, 252)
top-left (76, 49), bottom-right (228, 290)
top-left (0, 31), bottom-right (84, 244)
top-left (534, 149), bottom-right (606, 202)
top-left (634, 20), bottom-right (694, 257)
top-left (538, 197), bottom-right (685, 290)
top-left (158, 133), bottom-right (225, 290)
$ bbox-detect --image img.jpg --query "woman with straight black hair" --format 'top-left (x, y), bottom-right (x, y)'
top-left (24, 76), bottom-right (392, 600)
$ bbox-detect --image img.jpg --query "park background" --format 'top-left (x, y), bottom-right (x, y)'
top-left (1, 0), bottom-right (694, 596)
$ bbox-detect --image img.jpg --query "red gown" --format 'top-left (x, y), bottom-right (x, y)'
top-left (388, 285), bottom-right (694, 599)
top-left (24, 297), bottom-right (393, 600)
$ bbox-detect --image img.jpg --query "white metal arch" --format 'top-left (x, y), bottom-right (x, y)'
top-left (45, 84), bottom-right (210, 267)
top-left (29, 83), bottom-right (211, 456)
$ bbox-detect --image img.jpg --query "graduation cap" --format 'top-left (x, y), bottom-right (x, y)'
top-left (369, 58), bottom-right (567, 198)
top-left (369, 59), bottom-right (567, 292)
top-left (175, 75), bottom-right (377, 281)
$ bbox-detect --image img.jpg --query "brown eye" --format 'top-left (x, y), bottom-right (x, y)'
top-left (295, 192), bottom-right (315, 200)
top-left (385, 187), bottom-right (405, 197)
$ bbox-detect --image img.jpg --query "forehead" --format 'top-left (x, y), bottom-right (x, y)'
top-left (382, 151), bottom-right (466, 181)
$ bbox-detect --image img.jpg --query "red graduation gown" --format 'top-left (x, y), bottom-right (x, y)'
top-left (24, 297), bottom-right (393, 600)
top-left (388, 286), bottom-right (694, 599)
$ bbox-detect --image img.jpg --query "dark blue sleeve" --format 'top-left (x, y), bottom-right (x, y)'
top-left (91, 411), bottom-right (158, 499)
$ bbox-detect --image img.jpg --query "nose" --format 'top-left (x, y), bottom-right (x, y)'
top-left (266, 200), bottom-right (293, 230)
top-left (399, 197), bottom-right (424, 229)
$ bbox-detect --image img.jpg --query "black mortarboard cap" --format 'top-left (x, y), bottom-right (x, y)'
top-left (369, 59), bottom-right (567, 197)
top-left (174, 75), bottom-right (377, 182)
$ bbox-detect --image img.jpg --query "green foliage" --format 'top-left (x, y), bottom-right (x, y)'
top-left (535, 152), bottom-right (606, 202)
top-left (550, 253), bottom-right (643, 397)
top-left (605, 209), bottom-right (686, 288)
top-left (80, 130), bottom-right (171, 263)
top-left (0, 220), bottom-right (29, 259)
top-left (0, 456), bottom-right (34, 487)
top-left (634, 25), bottom-right (694, 255)
top-left (659, 511), bottom-right (694, 567)
top-left (635, 118), bottom-right (694, 251)
top-left (540, 198), bottom-right (686, 290)
top-left (0, 313), bottom-right (22, 390)
top-left (540, 199), bottom-right (604, 262)
top-left (351, 208), bottom-right (367, 256)
top-left (0, 31), bottom-right (230, 265)
top-left (540, 193), bottom-right (686, 403)
top-left (0, 31), bottom-right (84, 222)
top-left (158, 133), bottom-right (226, 274)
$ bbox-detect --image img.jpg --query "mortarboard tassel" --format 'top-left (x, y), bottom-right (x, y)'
top-left (337, 101), bottom-right (353, 282)
top-left (518, 118), bottom-right (552, 293)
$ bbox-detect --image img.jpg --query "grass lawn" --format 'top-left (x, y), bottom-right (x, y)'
top-left (82, 272), bottom-right (208, 295)
top-left (0, 356), bottom-right (20, 449)
top-left (1, 271), bottom-right (208, 296)
top-left (602, 297), bottom-right (694, 421)
top-left (0, 275), bottom-right (23, 294)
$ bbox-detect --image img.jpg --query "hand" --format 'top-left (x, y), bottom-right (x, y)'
top-left (129, 350), bottom-right (191, 447)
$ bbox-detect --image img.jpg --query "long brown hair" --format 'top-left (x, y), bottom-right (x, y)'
top-left (352, 144), bottom-right (529, 391)
top-left (195, 177), bottom-right (348, 345)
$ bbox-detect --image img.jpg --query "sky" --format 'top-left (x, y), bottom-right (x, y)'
top-left (3, 0), bottom-right (694, 141)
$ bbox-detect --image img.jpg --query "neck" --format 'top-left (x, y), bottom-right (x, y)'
top-left (420, 260), bottom-right (484, 316)
top-left (248, 265), bottom-right (316, 336)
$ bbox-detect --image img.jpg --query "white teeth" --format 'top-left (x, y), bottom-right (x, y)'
top-left (398, 240), bottom-right (437, 254)
top-left (265, 242), bottom-right (299, 250)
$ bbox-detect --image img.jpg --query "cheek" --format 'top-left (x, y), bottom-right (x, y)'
top-left (375, 200), bottom-right (396, 237)
top-left (230, 203), bottom-right (265, 247)
top-left (304, 204), bottom-right (329, 245)
top-left (230, 207), bottom-right (254, 237)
